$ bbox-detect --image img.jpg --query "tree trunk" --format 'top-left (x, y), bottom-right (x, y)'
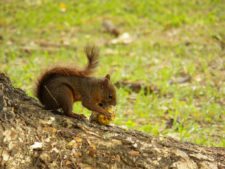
top-left (0, 73), bottom-right (224, 169)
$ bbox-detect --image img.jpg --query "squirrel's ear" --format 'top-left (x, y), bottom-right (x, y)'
top-left (105, 74), bottom-right (110, 80)
top-left (101, 77), bottom-right (109, 88)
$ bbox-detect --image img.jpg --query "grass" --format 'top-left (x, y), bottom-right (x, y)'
top-left (0, 0), bottom-right (224, 147)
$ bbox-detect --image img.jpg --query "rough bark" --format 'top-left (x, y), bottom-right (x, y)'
top-left (0, 73), bottom-right (224, 169)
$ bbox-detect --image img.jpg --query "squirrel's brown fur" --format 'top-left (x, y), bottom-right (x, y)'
top-left (35, 45), bottom-right (116, 119)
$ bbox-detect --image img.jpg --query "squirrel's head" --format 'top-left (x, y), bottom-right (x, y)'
top-left (98, 74), bottom-right (117, 108)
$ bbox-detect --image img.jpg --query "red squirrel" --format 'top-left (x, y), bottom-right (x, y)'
top-left (35, 46), bottom-right (117, 119)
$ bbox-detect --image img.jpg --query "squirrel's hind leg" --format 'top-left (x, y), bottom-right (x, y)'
top-left (56, 85), bottom-right (86, 120)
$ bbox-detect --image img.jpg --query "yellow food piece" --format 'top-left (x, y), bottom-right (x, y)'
top-left (91, 106), bottom-right (116, 125)
top-left (98, 114), bottom-right (115, 125)
top-left (107, 107), bottom-right (114, 113)
top-left (98, 115), bottom-right (111, 125)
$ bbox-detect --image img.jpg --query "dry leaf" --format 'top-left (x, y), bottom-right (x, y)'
top-left (111, 33), bottom-right (133, 44)
top-left (2, 150), bottom-right (10, 161)
top-left (88, 144), bottom-right (97, 157)
top-left (30, 142), bottom-right (43, 150)
top-left (67, 140), bottom-right (78, 149)
top-left (128, 150), bottom-right (140, 156)
top-left (43, 127), bottom-right (57, 133)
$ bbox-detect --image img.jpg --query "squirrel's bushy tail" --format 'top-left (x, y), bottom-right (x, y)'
top-left (82, 45), bottom-right (99, 75)
top-left (35, 45), bottom-right (99, 102)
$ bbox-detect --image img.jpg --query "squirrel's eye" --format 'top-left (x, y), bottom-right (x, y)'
top-left (109, 95), bottom-right (113, 99)
top-left (99, 103), bottom-right (103, 107)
